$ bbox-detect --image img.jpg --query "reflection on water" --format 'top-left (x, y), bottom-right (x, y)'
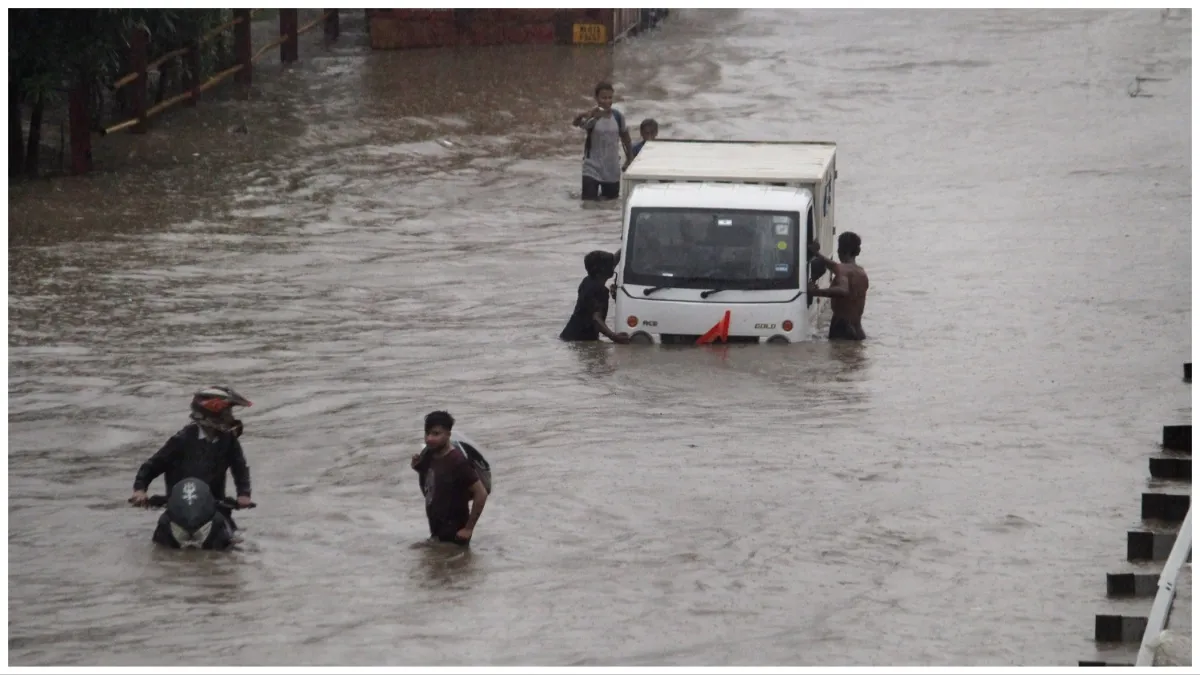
top-left (567, 342), bottom-right (619, 379)
top-left (412, 540), bottom-right (480, 589)
top-left (8, 8), bottom-right (1192, 667)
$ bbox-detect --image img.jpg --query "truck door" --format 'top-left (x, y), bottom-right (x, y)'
top-left (822, 164), bottom-right (836, 245)
top-left (806, 204), bottom-right (817, 307)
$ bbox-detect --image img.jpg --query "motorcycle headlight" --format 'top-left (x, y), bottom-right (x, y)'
top-left (170, 520), bottom-right (214, 549)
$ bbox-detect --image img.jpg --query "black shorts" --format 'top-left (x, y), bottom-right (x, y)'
top-left (828, 316), bottom-right (863, 341)
top-left (582, 176), bottom-right (619, 200)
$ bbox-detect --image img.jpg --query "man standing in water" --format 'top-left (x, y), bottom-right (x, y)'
top-left (572, 81), bottom-right (634, 201)
top-left (808, 232), bottom-right (869, 340)
top-left (411, 411), bottom-right (489, 546)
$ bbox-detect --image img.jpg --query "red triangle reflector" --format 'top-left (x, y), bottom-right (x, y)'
top-left (696, 310), bottom-right (731, 345)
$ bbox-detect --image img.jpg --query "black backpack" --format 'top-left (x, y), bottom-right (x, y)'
top-left (455, 439), bottom-right (492, 494)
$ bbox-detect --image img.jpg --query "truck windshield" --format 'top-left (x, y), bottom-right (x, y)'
top-left (623, 208), bottom-right (801, 291)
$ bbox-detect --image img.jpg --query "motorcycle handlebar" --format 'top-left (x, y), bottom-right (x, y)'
top-left (131, 495), bottom-right (257, 510)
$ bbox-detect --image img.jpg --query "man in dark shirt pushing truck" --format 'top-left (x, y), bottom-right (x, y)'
top-left (559, 250), bottom-right (630, 344)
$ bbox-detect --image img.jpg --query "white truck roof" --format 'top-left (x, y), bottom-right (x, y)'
top-left (624, 140), bottom-right (836, 184)
top-left (626, 182), bottom-right (812, 211)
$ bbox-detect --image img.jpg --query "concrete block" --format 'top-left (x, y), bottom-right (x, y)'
top-left (1095, 613), bottom-right (1149, 642)
top-left (1128, 529), bottom-right (1187, 562)
top-left (1106, 571), bottom-right (1160, 597)
top-left (1149, 455), bottom-right (1191, 481)
top-left (1163, 425), bottom-right (1191, 453)
top-left (1142, 492), bottom-right (1191, 522)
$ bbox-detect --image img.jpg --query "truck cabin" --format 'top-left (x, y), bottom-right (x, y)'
top-left (622, 205), bottom-right (805, 294)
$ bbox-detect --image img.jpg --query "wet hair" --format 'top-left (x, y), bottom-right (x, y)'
top-left (424, 410), bottom-right (455, 434)
top-left (595, 81), bottom-right (614, 97)
top-left (838, 231), bottom-right (861, 258)
top-left (584, 250), bottom-right (616, 277)
top-left (640, 118), bottom-right (658, 133)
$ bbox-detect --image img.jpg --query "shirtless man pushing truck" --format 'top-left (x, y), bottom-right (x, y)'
top-left (808, 232), bottom-right (869, 341)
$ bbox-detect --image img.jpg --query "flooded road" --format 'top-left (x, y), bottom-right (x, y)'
top-left (8, 9), bottom-right (1192, 666)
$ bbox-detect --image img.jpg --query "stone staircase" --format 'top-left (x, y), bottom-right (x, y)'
top-left (1079, 362), bottom-right (1191, 667)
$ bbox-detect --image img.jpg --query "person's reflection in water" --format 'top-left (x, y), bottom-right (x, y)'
top-left (567, 341), bottom-right (617, 379)
top-left (411, 538), bottom-right (478, 589)
top-left (145, 553), bottom-right (247, 605)
top-left (830, 333), bottom-right (868, 384)
top-left (829, 339), bottom-right (869, 377)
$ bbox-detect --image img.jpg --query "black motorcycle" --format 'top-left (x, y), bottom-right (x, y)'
top-left (132, 477), bottom-right (256, 551)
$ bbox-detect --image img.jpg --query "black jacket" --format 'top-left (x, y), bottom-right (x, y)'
top-left (133, 423), bottom-right (252, 501)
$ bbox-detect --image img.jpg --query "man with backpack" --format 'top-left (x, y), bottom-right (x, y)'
top-left (572, 81), bottom-right (634, 201)
top-left (410, 410), bottom-right (490, 546)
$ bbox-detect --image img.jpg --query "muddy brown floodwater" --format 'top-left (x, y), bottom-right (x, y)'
top-left (7, 9), bottom-right (1192, 667)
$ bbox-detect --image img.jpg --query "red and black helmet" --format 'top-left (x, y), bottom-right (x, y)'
top-left (190, 386), bottom-right (252, 434)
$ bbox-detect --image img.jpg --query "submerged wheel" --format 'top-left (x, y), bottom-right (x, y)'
top-left (629, 331), bottom-right (654, 345)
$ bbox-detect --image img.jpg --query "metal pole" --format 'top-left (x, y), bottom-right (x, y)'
top-left (1136, 507), bottom-right (1192, 666)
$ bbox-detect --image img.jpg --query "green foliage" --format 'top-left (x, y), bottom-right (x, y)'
top-left (9, 9), bottom-right (234, 104)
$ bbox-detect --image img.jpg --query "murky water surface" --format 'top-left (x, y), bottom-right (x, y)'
top-left (7, 9), bottom-right (1192, 666)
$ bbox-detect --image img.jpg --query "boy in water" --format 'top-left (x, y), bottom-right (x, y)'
top-left (560, 250), bottom-right (630, 344)
top-left (808, 232), bottom-right (870, 340)
top-left (626, 118), bottom-right (659, 167)
top-left (572, 81), bottom-right (634, 201)
top-left (411, 410), bottom-right (489, 546)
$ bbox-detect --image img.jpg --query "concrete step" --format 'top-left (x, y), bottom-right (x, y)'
top-left (1141, 490), bottom-right (1191, 522)
top-left (1107, 569), bottom-right (1162, 598)
top-left (1079, 641), bottom-right (1141, 667)
top-left (1094, 612), bottom-right (1149, 643)
top-left (1128, 525), bottom-right (1190, 562)
top-left (1162, 424), bottom-right (1191, 453)
top-left (1147, 454), bottom-right (1191, 481)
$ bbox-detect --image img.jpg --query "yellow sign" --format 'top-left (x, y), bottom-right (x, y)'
top-left (777, 241), bottom-right (788, 251)
top-left (573, 23), bottom-right (607, 45)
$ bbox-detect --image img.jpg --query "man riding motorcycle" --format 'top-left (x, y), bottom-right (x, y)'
top-left (130, 386), bottom-right (255, 528)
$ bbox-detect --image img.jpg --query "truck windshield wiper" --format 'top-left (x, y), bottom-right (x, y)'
top-left (642, 277), bottom-right (707, 296)
top-left (701, 282), bottom-right (770, 298)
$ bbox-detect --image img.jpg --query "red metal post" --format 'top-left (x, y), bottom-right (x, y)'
top-left (68, 79), bottom-right (92, 175)
top-left (280, 9), bottom-right (299, 62)
top-left (234, 9), bottom-right (252, 89)
top-left (324, 9), bottom-right (340, 43)
top-left (130, 26), bottom-right (149, 133)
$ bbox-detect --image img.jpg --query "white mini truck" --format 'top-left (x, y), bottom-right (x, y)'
top-left (614, 139), bottom-right (839, 344)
